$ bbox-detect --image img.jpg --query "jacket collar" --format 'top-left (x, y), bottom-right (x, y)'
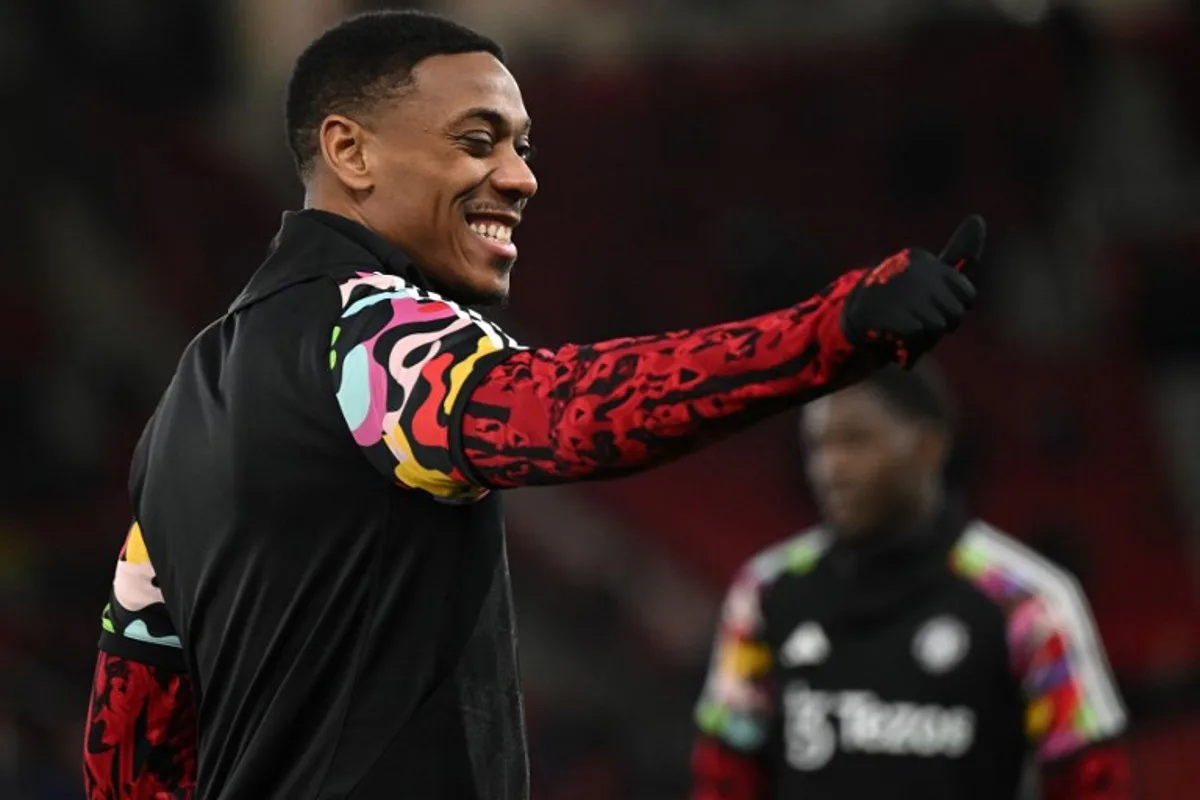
top-left (229, 209), bottom-right (429, 312)
top-left (828, 497), bottom-right (969, 576)
top-left (819, 499), bottom-right (970, 628)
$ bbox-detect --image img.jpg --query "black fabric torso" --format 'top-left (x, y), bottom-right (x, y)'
top-left (760, 507), bottom-right (1028, 800)
top-left (131, 211), bottom-right (527, 799)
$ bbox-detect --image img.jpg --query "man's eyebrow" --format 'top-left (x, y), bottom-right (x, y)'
top-left (451, 106), bottom-right (532, 135)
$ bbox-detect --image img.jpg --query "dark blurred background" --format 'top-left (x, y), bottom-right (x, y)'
top-left (2, 0), bottom-right (1199, 797)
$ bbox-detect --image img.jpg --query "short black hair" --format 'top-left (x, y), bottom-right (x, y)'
top-left (285, 10), bottom-right (504, 179)
top-left (859, 360), bottom-right (957, 435)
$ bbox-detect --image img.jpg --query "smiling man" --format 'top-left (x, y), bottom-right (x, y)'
top-left (82, 10), bottom-right (985, 800)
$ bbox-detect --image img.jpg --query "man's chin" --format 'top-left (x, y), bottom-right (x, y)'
top-left (462, 265), bottom-right (511, 307)
top-left (426, 265), bottom-right (511, 307)
top-left (470, 287), bottom-right (510, 308)
top-left (825, 504), bottom-right (877, 540)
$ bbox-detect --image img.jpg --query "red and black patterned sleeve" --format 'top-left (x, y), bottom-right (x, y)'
top-left (84, 520), bottom-right (197, 798)
top-left (1042, 743), bottom-right (1132, 800)
top-left (691, 737), bottom-right (769, 800)
top-left (84, 651), bottom-right (197, 799)
top-left (458, 269), bottom-right (871, 487)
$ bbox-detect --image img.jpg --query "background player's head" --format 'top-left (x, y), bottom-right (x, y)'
top-left (286, 10), bottom-right (537, 305)
top-left (800, 362), bottom-right (955, 540)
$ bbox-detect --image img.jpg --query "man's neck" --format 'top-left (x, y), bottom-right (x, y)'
top-left (304, 190), bottom-right (367, 227)
top-left (842, 486), bottom-right (944, 549)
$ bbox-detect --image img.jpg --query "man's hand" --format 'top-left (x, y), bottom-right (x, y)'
top-left (841, 215), bottom-right (986, 368)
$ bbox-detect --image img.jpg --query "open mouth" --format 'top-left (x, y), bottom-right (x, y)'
top-left (467, 220), bottom-right (513, 244)
top-left (465, 214), bottom-right (518, 260)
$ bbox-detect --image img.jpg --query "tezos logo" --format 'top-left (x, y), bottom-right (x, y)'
top-left (782, 683), bottom-right (975, 771)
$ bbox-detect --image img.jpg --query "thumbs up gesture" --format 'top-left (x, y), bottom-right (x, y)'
top-left (840, 215), bottom-right (986, 368)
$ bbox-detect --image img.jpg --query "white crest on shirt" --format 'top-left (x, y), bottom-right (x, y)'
top-left (912, 615), bottom-right (970, 674)
top-left (781, 621), bottom-right (831, 667)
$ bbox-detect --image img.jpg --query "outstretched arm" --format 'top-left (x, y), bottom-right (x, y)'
top-left (459, 269), bottom-right (865, 487)
top-left (328, 218), bottom-right (983, 498)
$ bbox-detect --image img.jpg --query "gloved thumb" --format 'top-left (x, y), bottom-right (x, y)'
top-left (938, 214), bottom-right (987, 273)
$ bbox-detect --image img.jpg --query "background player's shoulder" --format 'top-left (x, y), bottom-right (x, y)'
top-left (951, 520), bottom-right (1087, 609)
top-left (952, 523), bottom-right (1128, 741)
top-left (740, 526), bottom-right (833, 589)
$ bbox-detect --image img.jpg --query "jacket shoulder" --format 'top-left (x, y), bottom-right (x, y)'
top-left (950, 520), bottom-right (1084, 609)
top-left (738, 526), bottom-right (833, 592)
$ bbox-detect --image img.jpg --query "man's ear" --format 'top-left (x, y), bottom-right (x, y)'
top-left (318, 114), bottom-right (374, 193)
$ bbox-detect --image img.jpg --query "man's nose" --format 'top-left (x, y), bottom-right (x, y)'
top-left (491, 150), bottom-right (538, 201)
top-left (811, 450), bottom-right (851, 484)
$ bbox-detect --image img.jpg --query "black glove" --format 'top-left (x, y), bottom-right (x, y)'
top-left (841, 215), bottom-right (986, 368)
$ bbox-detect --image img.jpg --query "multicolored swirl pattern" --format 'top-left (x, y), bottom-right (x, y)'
top-left (951, 524), bottom-right (1127, 763)
top-left (330, 272), bottom-right (522, 501)
top-left (89, 523), bottom-right (195, 797)
top-left (100, 522), bottom-right (184, 664)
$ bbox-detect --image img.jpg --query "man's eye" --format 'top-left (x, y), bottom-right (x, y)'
top-left (461, 133), bottom-right (494, 154)
top-left (516, 142), bottom-right (537, 162)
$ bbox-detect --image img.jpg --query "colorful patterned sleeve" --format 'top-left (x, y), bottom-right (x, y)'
top-left (99, 522), bottom-right (185, 670)
top-left (329, 272), bottom-right (523, 502)
top-left (694, 565), bottom-right (777, 755)
top-left (953, 525), bottom-right (1128, 765)
top-left (1012, 591), bottom-right (1127, 764)
top-left (88, 521), bottom-right (196, 798)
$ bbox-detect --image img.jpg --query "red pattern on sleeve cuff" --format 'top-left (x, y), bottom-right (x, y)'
top-left (1043, 742), bottom-right (1132, 800)
top-left (691, 736), bottom-right (768, 800)
top-left (83, 651), bottom-right (197, 799)
top-left (460, 269), bottom-right (868, 487)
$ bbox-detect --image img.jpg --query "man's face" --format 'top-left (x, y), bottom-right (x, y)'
top-left (801, 386), bottom-right (941, 539)
top-left (357, 52), bottom-right (537, 304)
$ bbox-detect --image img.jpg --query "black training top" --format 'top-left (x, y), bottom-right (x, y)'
top-left (100, 210), bottom-right (527, 799)
top-left (695, 506), bottom-right (1127, 799)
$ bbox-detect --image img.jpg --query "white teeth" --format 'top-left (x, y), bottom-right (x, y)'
top-left (468, 221), bottom-right (513, 244)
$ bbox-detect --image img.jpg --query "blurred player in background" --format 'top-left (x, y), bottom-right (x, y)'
top-left (81, 9), bottom-right (986, 800)
top-left (692, 364), bottom-right (1130, 800)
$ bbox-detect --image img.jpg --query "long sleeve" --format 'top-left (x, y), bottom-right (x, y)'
top-left (953, 525), bottom-right (1131, 799)
top-left (690, 560), bottom-right (781, 800)
top-left (328, 267), bottom-right (869, 495)
top-left (1017, 587), bottom-right (1132, 800)
top-left (86, 521), bottom-right (197, 798)
top-left (459, 269), bottom-right (868, 487)
top-left (84, 652), bottom-right (197, 799)
top-left (954, 527), bottom-right (1132, 800)
top-left (691, 737), bottom-right (769, 800)
top-left (1010, 579), bottom-right (1130, 800)
top-left (1041, 742), bottom-right (1131, 800)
